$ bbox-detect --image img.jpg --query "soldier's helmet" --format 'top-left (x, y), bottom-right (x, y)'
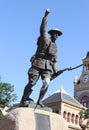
top-left (48, 28), bottom-right (62, 36)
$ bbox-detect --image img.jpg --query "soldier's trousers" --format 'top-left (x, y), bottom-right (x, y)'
top-left (20, 66), bottom-right (52, 104)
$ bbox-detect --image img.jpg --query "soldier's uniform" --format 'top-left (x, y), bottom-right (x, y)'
top-left (20, 9), bottom-right (62, 107)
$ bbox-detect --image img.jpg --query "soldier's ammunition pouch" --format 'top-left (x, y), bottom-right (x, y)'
top-left (32, 57), bottom-right (53, 71)
top-left (32, 58), bottom-right (46, 69)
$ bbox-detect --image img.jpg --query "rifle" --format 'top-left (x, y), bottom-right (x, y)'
top-left (51, 64), bottom-right (83, 81)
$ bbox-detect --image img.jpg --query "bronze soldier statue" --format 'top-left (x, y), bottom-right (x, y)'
top-left (20, 8), bottom-right (62, 107)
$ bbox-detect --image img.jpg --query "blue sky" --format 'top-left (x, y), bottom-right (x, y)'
top-left (0, 0), bottom-right (89, 103)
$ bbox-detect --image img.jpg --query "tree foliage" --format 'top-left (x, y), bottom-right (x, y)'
top-left (0, 110), bottom-right (4, 120)
top-left (0, 79), bottom-right (17, 108)
top-left (79, 108), bottom-right (89, 119)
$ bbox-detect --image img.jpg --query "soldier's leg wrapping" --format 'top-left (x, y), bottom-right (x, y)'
top-left (37, 76), bottom-right (50, 107)
top-left (20, 67), bottom-right (39, 105)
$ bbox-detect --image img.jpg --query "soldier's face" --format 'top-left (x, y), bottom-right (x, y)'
top-left (51, 33), bottom-right (59, 41)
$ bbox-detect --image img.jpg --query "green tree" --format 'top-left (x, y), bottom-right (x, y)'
top-left (79, 108), bottom-right (89, 119)
top-left (0, 79), bottom-right (17, 108)
top-left (79, 108), bottom-right (89, 129)
top-left (0, 110), bottom-right (4, 120)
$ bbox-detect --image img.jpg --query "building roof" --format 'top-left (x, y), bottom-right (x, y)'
top-left (43, 87), bottom-right (83, 107)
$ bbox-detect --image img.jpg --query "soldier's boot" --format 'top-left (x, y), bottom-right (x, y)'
top-left (37, 87), bottom-right (48, 107)
top-left (20, 84), bottom-right (33, 107)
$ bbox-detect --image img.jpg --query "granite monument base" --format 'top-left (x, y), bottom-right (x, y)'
top-left (0, 108), bottom-right (68, 130)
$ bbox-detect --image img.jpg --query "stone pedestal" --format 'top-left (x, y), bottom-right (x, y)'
top-left (0, 108), bottom-right (68, 130)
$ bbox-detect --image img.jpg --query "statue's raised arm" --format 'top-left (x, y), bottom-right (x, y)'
top-left (40, 9), bottom-right (51, 37)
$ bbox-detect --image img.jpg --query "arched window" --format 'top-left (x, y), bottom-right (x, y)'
top-left (75, 115), bottom-right (79, 125)
top-left (71, 114), bottom-right (75, 124)
top-left (79, 116), bottom-right (82, 126)
top-left (88, 64), bottom-right (89, 70)
top-left (67, 112), bottom-right (71, 122)
top-left (63, 111), bottom-right (67, 120)
top-left (80, 96), bottom-right (89, 108)
top-left (83, 65), bottom-right (87, 71)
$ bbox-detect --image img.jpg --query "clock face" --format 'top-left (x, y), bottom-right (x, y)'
top-left (83, 75), bottom-right (89, 83)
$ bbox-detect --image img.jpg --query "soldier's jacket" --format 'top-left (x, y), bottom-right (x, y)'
top-left (30, 15), bottom-right (58, 72)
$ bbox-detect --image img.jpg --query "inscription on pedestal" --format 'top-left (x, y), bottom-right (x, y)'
top-left (35, 113), bottom-right (51, 130)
